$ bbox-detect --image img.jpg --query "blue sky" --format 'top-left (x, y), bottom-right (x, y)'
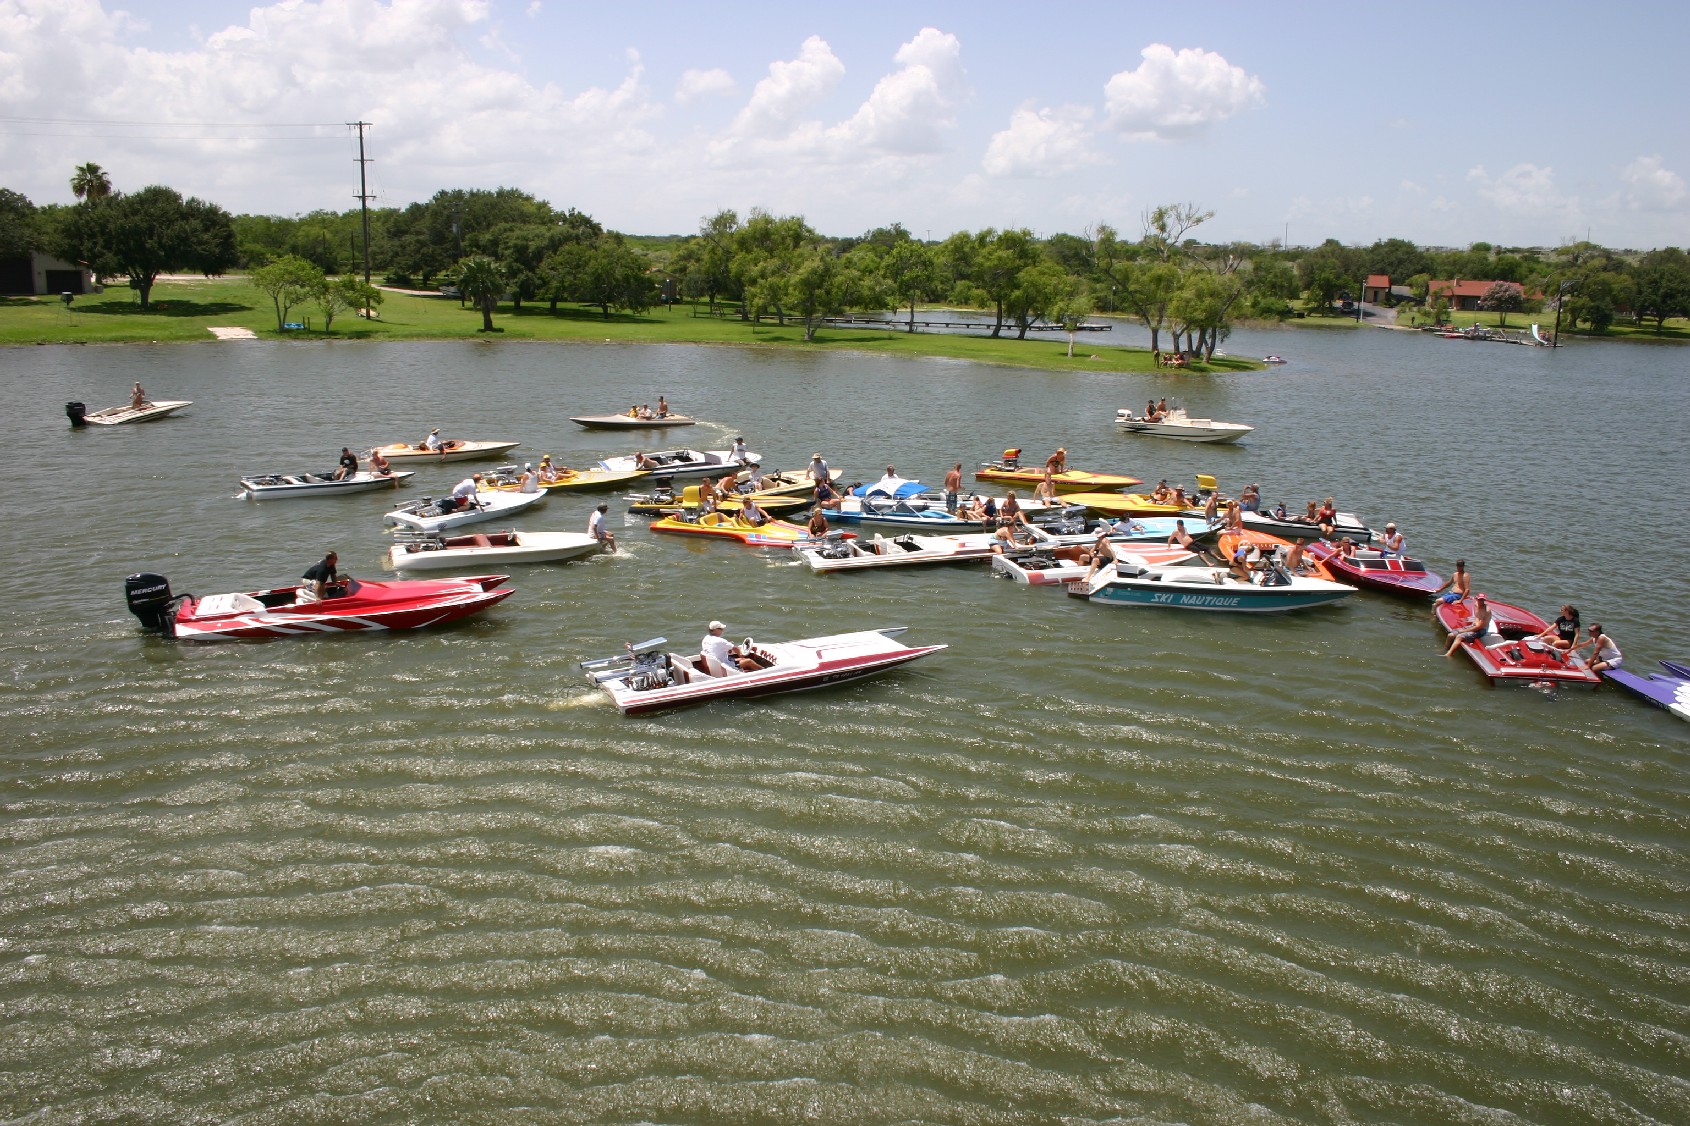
top-left (4, 0), bottom-right (1686, 249)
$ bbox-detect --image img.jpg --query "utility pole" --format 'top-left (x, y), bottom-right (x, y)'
top-left (350, 120), bottom-right (374, 287)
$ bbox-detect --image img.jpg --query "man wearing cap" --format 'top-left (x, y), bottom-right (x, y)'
top-left (518, 463), bottom-right (539, 493)
top-left (1444, 594), bottom-right (1498, 656)
top-left (538, 455), bottom-right (559, 484)
top-left (806, 453), bottom-right (829, 485)
top-left (744, 461), bottom-right (766, 491)
top-left (701, 620), bottom-right (758, 674)
top-left (1378, 522), bottom-right (1405, 556)
top-left (423, 428), bottom-right (443, 452)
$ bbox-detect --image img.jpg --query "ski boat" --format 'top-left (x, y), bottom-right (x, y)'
top-left (570, 412), bottom-right (697, 429)
top-left (1301, 540), bottom-right (1443, 597)
top-left (994, 543), bottom-right (1201, 586)
top-left (476, 463), bottom-right (644, 495)
top-left (598, 448), bottom-right (757, 479)
top-left (239, 469), bottom-right (415, 499)
top-left (829, 482), bottom-right (1077, 531)
top-left (388, 529), bottom-right (603, 571)
top-left (1068, 552), bottom-right (1355, 612)
top-left (1216, 529), bottom-right (1339, 583)
top-left (733, 467), bottom-right (841, 496)
top-left (647, 511), bottom-right (831, 545)
top-left (384, 488), bottom-right (546, 532)
top-left (69, 399), bottom-right (192, 426)
top-left (123, 571), bottom-right (511, 642)
top-left (369, 439), bottom-right (521, 463)
top-left (627, 483), bottom-right (806, 517)
top-left (1434, 599), bottom-right (1601, 685)
top-left (1114, 407), bottom-right (1253, 443)
top-left (1605, 660), bottom-right (1690, 722)
top-left (580, 627), bottom-right (946, 714)
top-left (974, 457), bottom-right (1142, 493)
top-left (795, 530), bottom-right (1010, 572)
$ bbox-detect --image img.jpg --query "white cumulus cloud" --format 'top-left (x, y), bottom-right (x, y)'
top-left (827, 26), bottom-right (966, 155)
top-left (1103, 43), bottom-right (1264, 140)
top-left (676, 67), bottom-right (736, 104)
top-left (1468, 163), bottom-right (1577, 214)
top-left (1618, 155), bottom-right (1688, 211)
top-left (982, 104), bottom-right (1101, 178)
top-left (725, 35), bottom-right (844, 141)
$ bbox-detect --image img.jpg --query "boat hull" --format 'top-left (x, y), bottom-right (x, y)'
top-left (1302, 541), bottom-right (1443, 596)
top-left (599, 449), bottom-right (755, 479)
top-left (1241, 511), bottom-right (1373, 541)
top-left (1434, 599), bottom-right (1601, 684)
top-left (389, 531), bottom-right (602, 571)
top-left (384, 490), bottom-right (546, 531)
top-left (975, 466), bottom-right (1142, 493)
top-left (583, 628), bottom-right (945, 714)
top-left (240, 470), bottom-right (415, 499)
top-left (1076, 579), bottom-right (1352, 612)
top-left (570, 414), bottom-right (697, 429)
top-left (1605, 662), bottom-right (1690, 721)
top-left (168, 575), bottom-right (511, 641)
top-left (83, 400), bottom-right (192, 425)
top-left (371, 440), bottom-right (521, 463)
top-left (1115, 419), bottom-right (1252, 443)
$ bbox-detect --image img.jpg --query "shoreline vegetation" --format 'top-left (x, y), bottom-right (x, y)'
top-left (0, 277), bottom-right (1265, 374)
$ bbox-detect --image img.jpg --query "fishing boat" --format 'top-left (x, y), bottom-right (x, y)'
top-left (1114, 407), bottom-right (1254, 443)
top-left (1068, 552), bottom-right (1355, 612)
top-left (1301, 540), bottom-right (1444, 597)
top-left (598, 448), bottom-right (756, 479)
top-left (795, 530), bottom-right (1009, 572)
top-left (993, 543), bottom-right (1201, 586)
top-left (388, 529), bottom-right (603, 571)
top-left (1434, 599), bottom-right (1602, 685)
top-left (974, 453), bottom-right (1142, 493)
top-left (123, 571), bottom-right (511, 641)
top-left (647, 511), bottom-right (830, 545)
top-left (570, 412), bottom-right (697, 429)
top-left (369, 438), bottom-right (521, 463)
top-left (239, 470), bottom-right (415, 499)
top-left (383, 488), bottom-right (546, 532)
top-left (68, 399), bottom-right (192, 426)
top-left (1604, 660), bottom-right (1690, 722)
top-left (580, 627), bottom-right (946, 714)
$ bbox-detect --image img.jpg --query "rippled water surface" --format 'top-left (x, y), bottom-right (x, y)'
top-left (2, 327), bottom-right (1687, 1124)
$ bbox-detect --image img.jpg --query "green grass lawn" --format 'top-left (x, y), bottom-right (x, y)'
top-left (0, 279), bottom-right (1260, 374)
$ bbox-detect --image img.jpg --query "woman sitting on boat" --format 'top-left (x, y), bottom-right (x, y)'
top-left (1532, 605), bottom-right (1580, 652)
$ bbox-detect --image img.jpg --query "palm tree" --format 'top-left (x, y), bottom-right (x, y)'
top-left (456, 256), bottom-right (506, 332)
top-left (71, 162), bottom-right (112, 202)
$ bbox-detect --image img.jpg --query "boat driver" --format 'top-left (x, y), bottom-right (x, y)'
top-left (299, 551), bottom-right (344, 603)
top-left (423, 428), bottom-right (443, 451)
top-left (335, 447), bottom-right (359, 480)
top-left (702, 620), bottom-right (759, 674)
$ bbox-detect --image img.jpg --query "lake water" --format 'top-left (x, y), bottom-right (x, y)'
top-left (2, 324), bottom-right (1687, 1124)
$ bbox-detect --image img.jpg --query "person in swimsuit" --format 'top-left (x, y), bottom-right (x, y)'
top-left (1578, 623), bottom-right (1623, 672)
top-left (368, 449), bottom-right (392, 476)
top-left (1431, 559), bottom-right (1471, 605)
top-left (1444, 594), bottom-right (1496, 656)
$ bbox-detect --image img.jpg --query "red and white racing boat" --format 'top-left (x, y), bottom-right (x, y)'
top-left (124, 572), bottom-right (511, 641)
top-left (580, 627), bottom-right (945, 713)
top-left (1434, 598), bottom-right (1600, 684)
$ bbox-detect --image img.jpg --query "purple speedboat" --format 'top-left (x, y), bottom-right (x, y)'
top-left (1605, 660), bottom-right (1690, 723)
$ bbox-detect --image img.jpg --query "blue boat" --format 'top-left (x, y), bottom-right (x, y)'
top-left (1067, 556), bottom-right (1355, 612)
top-left (1605, 660), bottom-right (1690, 722)
top-left (829, 481), bottom-right (1073, 531)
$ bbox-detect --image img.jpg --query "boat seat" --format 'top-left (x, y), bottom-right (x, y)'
top-left (701, 652), bottom-right (735, 677)
top-left (195, 592), bottom-right (265, 618)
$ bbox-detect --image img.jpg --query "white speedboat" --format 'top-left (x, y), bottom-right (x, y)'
top-left (795, 530), bottom-right (1010, 572)
top-left (389, 529), bottom-right (602, 571)
top-left (993, 543), bottom-right (1202, 586)
top-left (570, 412), bottom-right (697, 429)
top-left (383, 489), bottom-right (546, 532)
top-left (598, 448), bottom-right (757, 479)
top-left (1115, 407), bottom-right (1253, 443)
top-left (369, 438), bottom-right (521, 463)
top-left (580, 627), bottom-right (946, 714)
top-left (1239, 510), bottom-right (1373, 542)
top-left (1068, 554), bottom-right (1355, 612)
top-left (240, 470), bottom-right (415, 499)
top-left (70, 399), bottom-right (192, 426)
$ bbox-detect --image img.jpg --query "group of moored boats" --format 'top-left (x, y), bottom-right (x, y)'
top-left (102, 391), bottom-right (1684, 723)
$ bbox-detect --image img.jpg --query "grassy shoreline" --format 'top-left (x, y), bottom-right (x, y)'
top-left (0, 278), bottom-right (1262, 375)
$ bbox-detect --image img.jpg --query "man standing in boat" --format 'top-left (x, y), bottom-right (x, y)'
top-left (943, 463), bottom-right (962, 513)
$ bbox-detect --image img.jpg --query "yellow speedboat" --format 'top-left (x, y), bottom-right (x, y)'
top-left (648, 511), bottom-right (830, 545)
top-left (1063, 492), bottom-right (1188, 517)
top-left (483, 464), bottom-right (646, 493)
top-left (974, 455), bottom-right (1141, 494)
top-left (629, 483), bottom-right (807, 517)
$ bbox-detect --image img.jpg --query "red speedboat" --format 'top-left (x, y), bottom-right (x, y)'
top-left (1303, 540), bottom-right (1444, 597)
top-left (1434, 598), bottom-right (1600, 684)
top-left (124, 572), bottom-right (511, 641)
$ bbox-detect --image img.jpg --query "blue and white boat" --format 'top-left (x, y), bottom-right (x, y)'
top-left (1067, 553), bottom-right (1355, 612)
top-left (828, 480), bottom-right (1074, 531)
top-left (1605, 660), bottom-right (1690, 722)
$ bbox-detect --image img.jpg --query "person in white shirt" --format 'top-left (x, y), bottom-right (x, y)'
top-left (587, 504), bottom-right (616, 551)
top-left (423, 428), bottom-right (443, 451)
top-left (518, 463), bottom-right (538, 493)
top-left (730, 437), bottom-right (750, 464)
top-left (446, 474), bottom-right (481, 512)
top-left (701, 620), bottom-right (758, 674)
top-left (807, 454), bottom-right (830, 484)
top-left (745, 462), bottom-right (766, 491)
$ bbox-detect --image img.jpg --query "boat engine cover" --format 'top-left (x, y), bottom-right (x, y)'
top-left (66, 401), bottom-right (87, 427)
top-left (125, 572), bottom-right (177, 635)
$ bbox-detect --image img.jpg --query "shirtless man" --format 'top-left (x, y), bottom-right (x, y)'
top-left (1045, 447), bottom-right (1068, 475)
top-left (1431, 559), bottom-right (1471, 606)
top-left (943, 463), bottom-right (963, 513)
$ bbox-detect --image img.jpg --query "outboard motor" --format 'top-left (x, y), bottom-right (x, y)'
top-left (66, 401), bottom-right (88, 427)
top-left (125, 572), bottom-right (178, 636)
